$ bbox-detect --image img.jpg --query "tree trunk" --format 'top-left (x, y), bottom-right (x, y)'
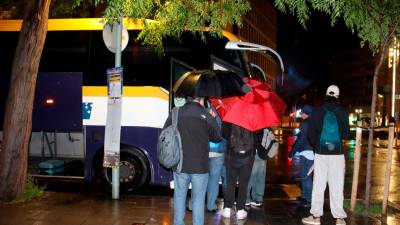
top-left (0, 0), bottom-right (51, 201)
top-left (365, 43), bottom-right (389, 206)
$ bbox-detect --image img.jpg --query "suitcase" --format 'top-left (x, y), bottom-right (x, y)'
top-left (38, 159), bottom-right (65, 175)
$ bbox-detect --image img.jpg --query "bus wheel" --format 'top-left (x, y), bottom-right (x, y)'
top-left (101, 147), bottom-right (149, 193)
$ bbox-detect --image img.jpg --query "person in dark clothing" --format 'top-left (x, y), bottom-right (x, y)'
top-left (221, 122), bottom-right (256, 220)
top-left (290, 104), bottom-right (314, 207)
top-left (302, 85), bottom-right (349, 225)
top-left (163, 96), bottom-right (221, 225)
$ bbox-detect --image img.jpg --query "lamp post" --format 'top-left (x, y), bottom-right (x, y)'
top-left (377, 111), bottom-right (381, 126)
top-left (389, 37), bottom-right (400, 147)
top-left (389, 37), bottom-right (399, 118)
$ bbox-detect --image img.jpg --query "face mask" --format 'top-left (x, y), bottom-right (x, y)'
top-left (174, 97), bottom-right (186, 107)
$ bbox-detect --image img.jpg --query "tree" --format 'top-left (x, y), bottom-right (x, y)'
top-left (0, 0), bottom-right (51, 201)
top-left (0, 0), bottom-right (251, 201)
top-left (96, 0), bottom-right (251, 53)
top-left (274, 0), bottom-right (400, 206)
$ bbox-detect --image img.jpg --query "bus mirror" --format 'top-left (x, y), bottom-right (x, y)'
top-left (225, 41), bottom-right (284, 73)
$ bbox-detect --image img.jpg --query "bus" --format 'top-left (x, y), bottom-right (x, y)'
top-left (0, 18), bottom-right (269, 192)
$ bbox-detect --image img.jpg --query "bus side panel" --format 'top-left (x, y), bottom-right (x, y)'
top-left (120, 126), bottom-right (172, 186)
top-left (84, 126), bottom-right (105, 182)
top-left (84, 125), bottom-right (172, 186)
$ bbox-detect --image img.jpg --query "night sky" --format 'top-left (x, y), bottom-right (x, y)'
top-left (276, 11), bottom-right (361, 106)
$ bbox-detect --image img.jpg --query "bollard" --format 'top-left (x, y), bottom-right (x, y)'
top-left (382, 123), bottom-right (395, 215)
top-left (350, 121), bottom-right (362, 211)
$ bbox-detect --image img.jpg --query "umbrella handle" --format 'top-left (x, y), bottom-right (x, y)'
top-left (214, 99), bottom-right (223, 110)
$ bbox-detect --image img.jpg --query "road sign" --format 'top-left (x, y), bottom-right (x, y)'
top-left (102, 24), bottom-right (129, 53)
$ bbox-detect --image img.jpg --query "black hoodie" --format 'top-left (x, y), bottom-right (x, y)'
top-left (163, 102), bottom-right (221, 173)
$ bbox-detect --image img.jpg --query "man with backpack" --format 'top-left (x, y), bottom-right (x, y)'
top-left (302, 85), bottom-right (349, 225)
top-left (245, 128), bottom-right (278, 208)
top-left (221, 123), bottom-right (256, 220)
top-left (162, 96), bottom-right (221, 225)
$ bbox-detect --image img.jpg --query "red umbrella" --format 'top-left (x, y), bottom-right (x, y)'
top-left (210, 78), bottom-right (286, 131)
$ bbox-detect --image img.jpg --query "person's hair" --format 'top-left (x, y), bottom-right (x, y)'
top-left (185, 96), bottom-right (194, 102)
top-left (325, 95), bottom-right (339, 103)
top-left (186, 96), bottom-right (203, 102)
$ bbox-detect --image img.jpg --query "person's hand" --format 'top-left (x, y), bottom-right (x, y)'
top-left (209, 109), bottom-right (216, 118)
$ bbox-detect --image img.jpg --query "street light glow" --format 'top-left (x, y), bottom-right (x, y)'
top-left (389, 37), bottom-right (399, 117)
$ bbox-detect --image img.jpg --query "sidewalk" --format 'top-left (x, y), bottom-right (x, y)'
top-left (1, 190), bottom-right (399, 225)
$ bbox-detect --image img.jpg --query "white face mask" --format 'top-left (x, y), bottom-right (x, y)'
top-left (174, 97), bottom-right (186, 107)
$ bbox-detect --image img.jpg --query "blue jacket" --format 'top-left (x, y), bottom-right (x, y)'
top-left (209, 115), bottom-right (227, 153)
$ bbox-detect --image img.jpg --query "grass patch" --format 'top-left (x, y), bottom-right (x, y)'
top-left (344, 199), bottom-right (395, 217)
top-left (16, 176), bottom-right (44, 202)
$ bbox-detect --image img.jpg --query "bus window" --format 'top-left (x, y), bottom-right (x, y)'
top-left (170, 58), bottom-right (195, 108)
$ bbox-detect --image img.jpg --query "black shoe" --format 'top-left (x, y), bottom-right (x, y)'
top-left (296, 196), bottom-right (306, 202)
top-left (301, 201), bottom-right (311, 208)
top-left (207, 209), bottom-right (218, 213)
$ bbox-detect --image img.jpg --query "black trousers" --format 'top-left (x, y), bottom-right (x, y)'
top-left (224, 153), bottom-right (255, 210)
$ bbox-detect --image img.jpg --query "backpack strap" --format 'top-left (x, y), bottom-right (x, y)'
top-left (172, 107), bottom-right (179, 129)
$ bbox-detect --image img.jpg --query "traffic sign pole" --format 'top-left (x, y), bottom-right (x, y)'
top-left (112, 18), bottom-right (122, 200)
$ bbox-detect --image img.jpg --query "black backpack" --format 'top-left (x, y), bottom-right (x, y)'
top-left (229, 124), bottom-right (255, 156)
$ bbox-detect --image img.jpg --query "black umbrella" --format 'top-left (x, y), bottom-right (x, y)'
top-left (173, 70), bottom-right (247, 97)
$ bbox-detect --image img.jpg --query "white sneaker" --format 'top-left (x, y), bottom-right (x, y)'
top-left (236, 209), bottom-right (248, 220)
top-left (250, 201), bottom-right (262, 207)
top-left (336, 218), bottom-right (346, 225)
top-left (302, 216), bottom-right (321, 225)
top-left (222, 208), bottom-right (231, 218)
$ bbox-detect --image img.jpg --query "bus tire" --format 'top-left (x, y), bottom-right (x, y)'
top-left (101, 146), bottom-right (149, 193)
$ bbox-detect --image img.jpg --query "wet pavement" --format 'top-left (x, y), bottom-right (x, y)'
top-left (268, 130), bottom-right (400, 206)
top-left (0, 190), bottom-right (397, 225)
top-left (1, 129), bottom-right (400, 225)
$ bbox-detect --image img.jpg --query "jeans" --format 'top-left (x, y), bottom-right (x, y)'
top-left (173, 172), bottom-right (209, 225)
top-left (300, 155), bottom-right (313, 203)
top-left (207, 156), bottom-right (226, 210)
top-left (246, 154), bottom-right (266, 203)
top-left (189, 156), bottom-right (226, 211)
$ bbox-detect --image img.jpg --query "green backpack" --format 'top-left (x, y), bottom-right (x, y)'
top-left (319, 108), bottom-right (341, 153)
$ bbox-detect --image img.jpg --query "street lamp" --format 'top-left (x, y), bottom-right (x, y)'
top-left (355, 108), bottom-right (363, 121)
top-left (377, 111), bottom-right (381, 126)
top-left (389, 37), bottom-right (399, 118)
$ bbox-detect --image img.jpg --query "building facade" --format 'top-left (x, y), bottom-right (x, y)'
top-left (227, 0), bottom-right (278, 86)
top-left (328, 46), bottom-right (392, 126)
